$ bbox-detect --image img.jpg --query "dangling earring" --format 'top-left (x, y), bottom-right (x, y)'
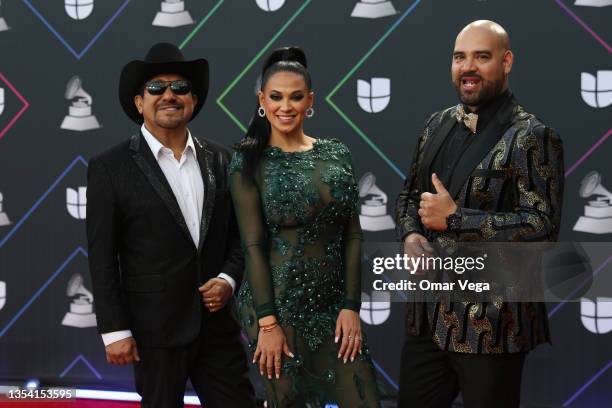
top-left (306, 107), bottom-right (315, 118)
top-left (258, 107), bottom-right (266, 117)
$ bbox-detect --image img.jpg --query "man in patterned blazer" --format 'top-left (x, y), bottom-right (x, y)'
top-left (394, 21), bottom-right (564, 408)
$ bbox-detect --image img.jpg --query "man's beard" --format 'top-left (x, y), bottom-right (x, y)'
top-left (454, 76), bottom-right (504, 109)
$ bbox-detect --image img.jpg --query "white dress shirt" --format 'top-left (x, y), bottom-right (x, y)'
top-left (101, 125), bottom-right (236, 346)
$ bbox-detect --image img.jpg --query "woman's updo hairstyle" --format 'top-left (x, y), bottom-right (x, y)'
top-left (234, 46), bottom-right (312, 182)
top-left (260, 47), bottom-right (311, 91)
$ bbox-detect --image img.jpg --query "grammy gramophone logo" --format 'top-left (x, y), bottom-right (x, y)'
top-left (358, 172), bottom-right (395, 231)
top-left (60, 76), bottom-right (101, 131)
top-left (0, 0), bottom-right (9, 31)
top-left (351, 0), bottom-right (397, 18)
top-left (152, 0), bottom-right (194, 27)
top-left (574, 0), bottom-right (612, 6)
top-left (573, 171), bottom-right (612, 234)
top-left (61, 274), bottom-right (96, 328)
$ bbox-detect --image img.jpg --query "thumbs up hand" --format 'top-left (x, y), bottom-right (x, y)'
top-left (418, 173), bottom-right (458, 232)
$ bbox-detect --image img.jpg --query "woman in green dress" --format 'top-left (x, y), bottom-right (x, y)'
top-left (229, 46), bottom-right (380, 407)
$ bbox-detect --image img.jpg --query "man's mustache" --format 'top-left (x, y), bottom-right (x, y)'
top-left (156, 103), bottom-right (184, 110)
top-left (460, 73), bottom-right (483, 81)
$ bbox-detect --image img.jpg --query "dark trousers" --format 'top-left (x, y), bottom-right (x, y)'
top-left (397, 328), bottom-right (525, 408)
top-left (134, 308), bottom-right (255, 408)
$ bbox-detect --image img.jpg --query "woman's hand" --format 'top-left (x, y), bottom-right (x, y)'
top-left (253, 321), bottom-right (294, 380)
top-left (335, 309), bottom-right (362, 363)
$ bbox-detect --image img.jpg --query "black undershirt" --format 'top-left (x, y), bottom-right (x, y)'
top-left (430, 89), bottom-right (511, 188)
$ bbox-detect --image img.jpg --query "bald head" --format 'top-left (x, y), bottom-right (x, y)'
top-left (457, 20), bottom-right (510, 52)
top-left (451, 20), bottom-right (514, 111)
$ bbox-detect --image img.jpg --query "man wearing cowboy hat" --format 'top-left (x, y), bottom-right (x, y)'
top-left (86, 43), bottom-right (255, 407)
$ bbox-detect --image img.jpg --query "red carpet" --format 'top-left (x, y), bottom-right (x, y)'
top-left (0, 399), bottom-right (200, 407)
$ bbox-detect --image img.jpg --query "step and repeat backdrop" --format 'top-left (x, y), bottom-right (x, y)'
top-left (0, 0), bottom-right (610, 406)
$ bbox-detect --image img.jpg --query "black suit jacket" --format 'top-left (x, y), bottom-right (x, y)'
top-left (86, 132), bottom-right (244, 348)
top-left (395, 94), bottom-right (564, 353)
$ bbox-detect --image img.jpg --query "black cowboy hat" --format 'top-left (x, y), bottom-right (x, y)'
top-left (119, 42), bottom-right (209, 124)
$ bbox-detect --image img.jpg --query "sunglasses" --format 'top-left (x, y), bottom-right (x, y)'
top-left (145, 79), bottom-right (192, 95)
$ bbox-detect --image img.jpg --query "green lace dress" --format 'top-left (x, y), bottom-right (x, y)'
top-left (229, 138), bottom-right (380, 407)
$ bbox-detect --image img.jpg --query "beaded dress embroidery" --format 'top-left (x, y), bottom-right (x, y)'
top-left (229, 139), bottom-right (380, 406)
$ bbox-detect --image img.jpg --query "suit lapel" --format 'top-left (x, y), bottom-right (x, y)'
top-left (419, 113), bottom-right (456, 193)
top-left (193, 136), bottom-right (216, 254)
top-left (447, 95), bottom-right (517, 199)
top-left (129, 132), bottom-right (193, 245)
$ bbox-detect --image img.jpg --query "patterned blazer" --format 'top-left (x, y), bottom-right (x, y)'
top-left (394, 93), bottom-right (564, 354)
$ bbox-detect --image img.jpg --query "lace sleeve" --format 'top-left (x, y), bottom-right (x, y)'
top-left (338, 144), bottom-right (363, 311)
top-left (229, 153), bottom-right (276, 319)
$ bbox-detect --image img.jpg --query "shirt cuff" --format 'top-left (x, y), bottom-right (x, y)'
top-left (217, 273), bottom-right (236, 294)
top-left (398, 220), bottom-right (424, 242)
top-left (101, 330), bottom-right (133, 347)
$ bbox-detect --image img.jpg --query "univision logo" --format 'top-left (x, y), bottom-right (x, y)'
top-left (66, 187), bottom-right (87, 220)
top-left (0, 190), bottom-right (10, 226)
top-left (255, 0), bottom-right (285, 12)
top-left (0, 281), bottom-right (5, 311)
top-left (65, 0), bottom-right (94, 20)
top-left (357, 78), bottom-right (391, 113)
top-left (580, 71), bottom-right (612, 108)
top-left (581, 297), bottom-right (612, 334)
top-left (359, 291), bottom-right (391, 325)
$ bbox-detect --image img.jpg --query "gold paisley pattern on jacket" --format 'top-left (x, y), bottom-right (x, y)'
top-left (396, 100), bottom-right (564, 354)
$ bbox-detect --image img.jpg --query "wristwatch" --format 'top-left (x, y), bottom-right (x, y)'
top-left (446, 208), bottom-right (462, 231)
